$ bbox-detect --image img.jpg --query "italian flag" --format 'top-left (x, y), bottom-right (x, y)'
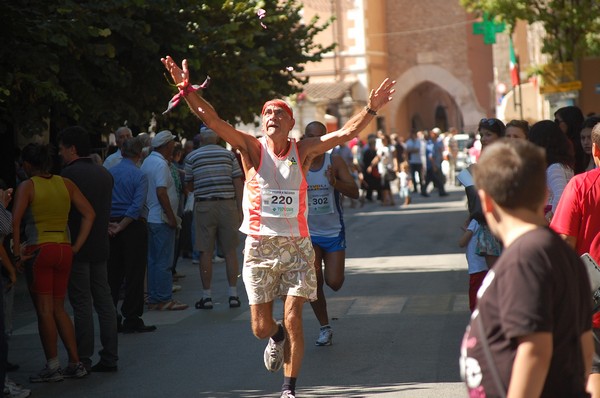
top-left (509, 38), bottom-right (520, 87)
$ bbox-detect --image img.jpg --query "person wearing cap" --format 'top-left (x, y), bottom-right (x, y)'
top-left (161, 55), bottom-right (396, 398)
top-left (140, 130), bottom-right (188, 311)
top-left (185, 127), bottom-right (244, 310)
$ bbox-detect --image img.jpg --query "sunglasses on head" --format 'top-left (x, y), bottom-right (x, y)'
top-left (480, 118), bottom-right (498, 127)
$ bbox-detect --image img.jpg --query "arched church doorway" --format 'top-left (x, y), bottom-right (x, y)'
top-left (388, 64), bottom-right (486, 137)
top-left (397, 81), bottom-right (461, 135)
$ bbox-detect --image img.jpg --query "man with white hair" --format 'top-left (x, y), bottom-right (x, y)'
top-left (103, 127), bottom-right (133, 170)
top-left (107, 137), bottom-right (156, 334)
top-left (423, 127), bottom-right (448, 197)
top-left (140, 131), bottom-right (188, 311)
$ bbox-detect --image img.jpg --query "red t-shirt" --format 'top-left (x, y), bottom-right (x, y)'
top-left (551, 168), bottom-right (600, 327)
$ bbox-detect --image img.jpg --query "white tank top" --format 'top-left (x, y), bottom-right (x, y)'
top-left (239, 137), bottom-right (309, 237)
top-left (307, 154), bottom-right (344, 237)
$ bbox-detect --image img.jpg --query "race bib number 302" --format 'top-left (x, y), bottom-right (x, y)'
top-left (261, 189), bottom-right (300, 218)
top-left (308, 192), bottom-right (334, 215)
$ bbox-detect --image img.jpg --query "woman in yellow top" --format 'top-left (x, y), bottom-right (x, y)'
top-left (12, 143), bottom-right (95, 382)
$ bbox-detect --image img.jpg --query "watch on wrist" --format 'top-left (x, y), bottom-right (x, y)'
top-left (365, 106), bottom-right (377, 116)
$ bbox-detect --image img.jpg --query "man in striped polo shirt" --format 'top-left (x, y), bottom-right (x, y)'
top-left (185, 127), bottom-right (244, 310)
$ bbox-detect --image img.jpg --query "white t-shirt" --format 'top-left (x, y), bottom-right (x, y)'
top-left (399, 171), bottom-right (409, 189)
top-left (103, 150), bottom-right (123, 170)
top-left (466, 219), bottom-right (487, 274)
top-left (140, 151), bottom-right (178, 224)
top-left (405, 138), bottom-right (422, 165)
top-left (546, 162), bottom-right (574, 213)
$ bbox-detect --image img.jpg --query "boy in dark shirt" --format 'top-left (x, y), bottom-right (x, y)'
top-left (459, 139), bottom-right (593, 397)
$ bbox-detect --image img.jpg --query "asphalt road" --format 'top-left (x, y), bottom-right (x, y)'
top-left (6, 185), bottom-right (470, 398)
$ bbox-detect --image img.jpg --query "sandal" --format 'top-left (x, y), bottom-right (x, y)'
top-left (195, 297), bottom-right (213, 309)
top-left (154, 300), bottom-right (188, 311)
top-left (229, 296), bottom-right (241, 308)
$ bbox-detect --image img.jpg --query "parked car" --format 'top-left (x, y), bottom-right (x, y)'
top-left (453, 134), bottom-right (471, 173)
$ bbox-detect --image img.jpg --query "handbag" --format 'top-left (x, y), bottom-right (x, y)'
top-left (371, 167), bottom-right (381, 179)
top-left (384, 169), bottom-right (397, 182)
top-left (581, 253), bottom-right (600, 312)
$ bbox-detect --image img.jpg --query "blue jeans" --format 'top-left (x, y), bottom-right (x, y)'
top-left (147, 222), bottom-right (176, 303)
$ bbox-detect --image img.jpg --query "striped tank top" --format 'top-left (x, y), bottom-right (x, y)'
top-left (240, 137), bottom-right (309, 237)
top-left (24, 175), bottom-right (71, 244)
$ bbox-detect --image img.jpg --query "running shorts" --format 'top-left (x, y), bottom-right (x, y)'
top-left (242, 235), bottom-right (317, 305)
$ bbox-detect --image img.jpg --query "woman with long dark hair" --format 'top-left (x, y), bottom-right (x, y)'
top-left (555, 106), bottom-right (585, 174)
top-left (528, 120), bottom-right (575, 222)
top-left (11, 143), bottom-right (95, 382)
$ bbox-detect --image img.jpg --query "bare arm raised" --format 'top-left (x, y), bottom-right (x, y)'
top-left (161, 56), bottom-right (261, 168)
top-left (297, 79), bottom-right (396, 164)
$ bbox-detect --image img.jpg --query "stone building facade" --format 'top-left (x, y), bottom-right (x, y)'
top-left (299, 0), bottom-right (495, 137)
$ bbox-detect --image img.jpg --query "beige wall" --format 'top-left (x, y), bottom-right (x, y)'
top-left (364, 0), bottom-right (389, 135)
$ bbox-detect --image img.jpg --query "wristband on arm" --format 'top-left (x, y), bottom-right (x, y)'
top-left (163, 75), bottom-right (211, 114)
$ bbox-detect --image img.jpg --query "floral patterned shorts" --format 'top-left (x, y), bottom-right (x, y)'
top-left (242, 235), bottom-right (317, 305)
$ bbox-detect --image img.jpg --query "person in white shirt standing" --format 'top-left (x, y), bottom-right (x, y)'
top-left (140, 131), bottom-right (187, 311)
top-left (103, 127), bottom-right (132, 170)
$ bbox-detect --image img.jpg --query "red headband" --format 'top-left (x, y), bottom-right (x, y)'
top-left (262, 99), bottom-right (294, 119)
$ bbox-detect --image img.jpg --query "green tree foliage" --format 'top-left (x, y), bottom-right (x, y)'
top-left (460, 0), bottom-right (600, 62)
top-left (0, 0), bottom-right (333, 141)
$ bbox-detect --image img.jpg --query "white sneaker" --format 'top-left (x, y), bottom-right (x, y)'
top-left (315, 327), bottom-right (333, 346)
top-left (280, 390), bottom-right (296, 398)
top-left (29, 365), bottom-right (63, 383)
top-left (172, 284), bottom-right (182, 293)
top-left (62, 362), bottom-right (88, 379)
top-left (263, 335), bottom-right (285, 372)
top-left (4, 378), bottom-right (31, 398)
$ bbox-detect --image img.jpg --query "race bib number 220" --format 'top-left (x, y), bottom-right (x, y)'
top-left (261, 189), bottom-right (299, 218)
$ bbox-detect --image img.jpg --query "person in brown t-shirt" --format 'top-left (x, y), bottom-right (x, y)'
top-left (459, 139), bottom-right (593, 397)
